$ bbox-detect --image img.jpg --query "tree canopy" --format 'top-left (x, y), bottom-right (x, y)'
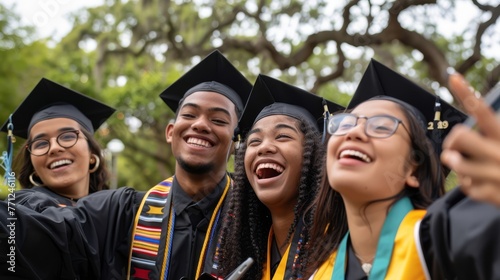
top-left (0, 0), bottom-right (498, 194)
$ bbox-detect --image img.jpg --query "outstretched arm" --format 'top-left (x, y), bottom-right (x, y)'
top-left (0, 187), bottom-right (140, 279)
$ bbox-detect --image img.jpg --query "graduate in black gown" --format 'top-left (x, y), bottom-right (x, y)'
top-left (128, 50), bottom-right (252, 280)
top-left (1, 78), bottom-right (114, 208)
top-left (418, 72), bottom-right (500, 280)
top-left (210, 74), bottom-right (343, 279)
top-left (0, 50), bottom-right (252, 280)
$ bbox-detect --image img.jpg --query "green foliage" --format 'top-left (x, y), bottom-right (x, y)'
top-left (0, 0), bottom-right (498, 194)
top-left (0, 3), bottom-right (50, 198)
top-left (445, 171), bottom-right (459, 192)
top-left (100, 68), bottom-right (181, 189)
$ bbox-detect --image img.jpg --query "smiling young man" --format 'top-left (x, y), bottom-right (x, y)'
top-left (129, 50), bottom-right (253, 279)
top-left (0, 50), bottom-right (252, 280)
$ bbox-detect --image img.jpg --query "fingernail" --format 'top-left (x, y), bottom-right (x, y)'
top-left (442, 150), bottom-right (460, 166)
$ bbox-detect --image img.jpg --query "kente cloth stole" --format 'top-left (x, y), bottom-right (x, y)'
top-left (127, 177), bottom-right (173, 280)
top-left (127, 175), bottom-right (231, 280)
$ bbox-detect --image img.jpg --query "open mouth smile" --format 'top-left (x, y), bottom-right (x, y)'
top-left (187, 137), bottom-right (213, 148)
top-left (255, 163), bottom-right (284, 179)
top-left (49, 159), bottom-right (73, 169)
top-left (339, 149), bottom-right (372, 163)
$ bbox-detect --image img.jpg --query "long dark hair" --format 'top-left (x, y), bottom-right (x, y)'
top-left (215, 119), bottom-right (325, 279)
top-left (14, 127), bottom-right (110, 193)
top-left (305, 101), bottom-right (445, 276)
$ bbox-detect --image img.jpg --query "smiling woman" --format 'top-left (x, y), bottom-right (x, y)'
top-left (307, 60), bottom-right (467, 279)
top-left (208, 74), bottom-right (344, 279)
top-left (0, 78), bottom-right (115, 207)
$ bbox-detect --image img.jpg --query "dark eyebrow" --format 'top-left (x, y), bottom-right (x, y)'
top-left (246, 122), bottom-right (299, 138)
top-left (275, 123), bottom-right (299, 133)
top-left (208, 107), bottom-right (232, 118)
top-left (31, 127), bottom-right (79, 141)
top-left (181, 102), bottom-right (232, 118)
top-left (246, 127), bottom-right (261, 138)
top-left (180, 102), bottom-right (201, 111)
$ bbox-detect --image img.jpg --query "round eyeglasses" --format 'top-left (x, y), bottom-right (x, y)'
top-left (27, 130), bottom-right (83, 156)
top-left (328, 113), bottom-right (410, 138)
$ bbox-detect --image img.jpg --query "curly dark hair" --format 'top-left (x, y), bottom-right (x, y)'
top-left (305, 101), bottom-right (445, 276)
top-left (14, 127), bottom-right (110, 193)
top-left (214, 118), bottom-right (325, 279)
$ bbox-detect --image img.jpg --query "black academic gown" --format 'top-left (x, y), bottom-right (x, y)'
top-left (419, 187), bottom-right (500, 280)
top-left (0, 187), bottom-right (142, 279)
top-left (15, 186), bottom-right (79, 208)
top-left (345, 244), bottom-right (369, 280)
top-left (0, 176), bottom-right (227, 280)
top-left (167, 177), bottom-right (225, 280)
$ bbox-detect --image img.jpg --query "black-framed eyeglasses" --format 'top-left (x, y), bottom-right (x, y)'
top-left (27, 130), bottom-right (83, 156)
top-left (327, 113), bottom-right (410, 138)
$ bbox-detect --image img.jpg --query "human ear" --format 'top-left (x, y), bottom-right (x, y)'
top-left (165, 123), bottom-right (174, 144)
top-left (406, 174), bottom-right (420, 188)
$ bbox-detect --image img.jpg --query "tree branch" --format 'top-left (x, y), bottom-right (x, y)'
top-left (457, 4), bottom-right (500, 74)
top-left (312, 44), bottom-right (346, 92)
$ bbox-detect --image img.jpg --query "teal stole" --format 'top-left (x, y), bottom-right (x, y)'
top-left (331, 197), bottom-right (413, 280)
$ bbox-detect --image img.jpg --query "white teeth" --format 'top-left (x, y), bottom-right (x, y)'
top-left (50, 159), bottom-right (73, 169)
top-left (339, 150), bottom-right (372, 163)
top-left (187, 137), bottom-right (212, 148)
top-left (256, 163), bottom-right (284, 174)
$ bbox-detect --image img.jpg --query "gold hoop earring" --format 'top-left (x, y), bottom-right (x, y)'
top-left (29, 173), bottom-right (42, 187)
top-left (89, 154), bottom-right (100, 173)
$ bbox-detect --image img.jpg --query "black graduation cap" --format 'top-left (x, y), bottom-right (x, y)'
top-left (0, 78), bottom-right (115, 139)
top-left (237, 74), bottom-right (345, 139)
top-left (159, 50), bottom-right (252, 115)
top-left (347, 59), bottom-right (467, 156)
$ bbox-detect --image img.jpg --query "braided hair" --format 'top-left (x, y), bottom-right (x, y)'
top-left (215, 119), bottom-right (325, 279)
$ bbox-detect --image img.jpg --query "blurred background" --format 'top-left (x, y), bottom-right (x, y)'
top-left (0, 0), bottom-right (498, 197)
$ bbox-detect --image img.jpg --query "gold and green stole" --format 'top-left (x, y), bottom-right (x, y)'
top-left (312, 197), bottom-right (427, 280)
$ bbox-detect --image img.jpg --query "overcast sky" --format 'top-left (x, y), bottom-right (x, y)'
top-left (3, 0), bottom-right (498, 60)
top-left (4, 0), bottom-right (105, 40)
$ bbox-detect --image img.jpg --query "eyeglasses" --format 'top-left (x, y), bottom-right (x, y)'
top-left (327, 113), bottom-right (410, 138)
top-left (27, 130), bottom-right (83, 156)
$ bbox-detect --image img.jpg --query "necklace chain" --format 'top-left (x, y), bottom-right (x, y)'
top-left (354, 252), bottom-right (375, 276)
top-left (354, 252), bottom-right (375, 264)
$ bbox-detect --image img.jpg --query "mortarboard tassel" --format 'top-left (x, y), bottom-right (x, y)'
top-left (433, 95), bottom-right (442, 143)
top-left (233, 127), bottom-right (242, 150)
top-left (432, 96), bottom-right (443, 199)
top-left (434, 96), bottom-right (442, 123)
top-left (1, 115), bottom-right (16, 185)
top-left (322, 99), bottom-right (330, 144)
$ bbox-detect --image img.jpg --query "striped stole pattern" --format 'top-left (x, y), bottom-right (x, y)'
top-left (129, 177), bottom-right (173, 280)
